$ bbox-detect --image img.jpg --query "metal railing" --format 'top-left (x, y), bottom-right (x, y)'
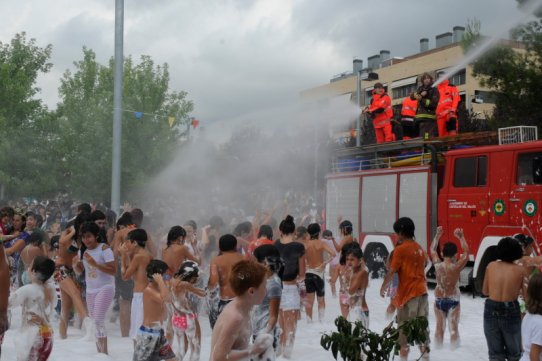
top-left (332, 149), bottom-right (432, 172)
top-left (498, 126), bottom-right (538, 145)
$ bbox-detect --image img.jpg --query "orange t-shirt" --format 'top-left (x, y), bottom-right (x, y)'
top-left (390, 240), bottom-right (427, 308)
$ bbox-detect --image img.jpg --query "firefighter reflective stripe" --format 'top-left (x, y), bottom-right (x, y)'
top-left (368, 92), bottom-right (393, 128)
top-left (401, 98), bottom-right (418, 117)
top-left (416, 113), bottom-right (436, 120)
top-left (437, 79), bottom-right (460, 117)
top-left (373, 117), bottom-right (391, 127)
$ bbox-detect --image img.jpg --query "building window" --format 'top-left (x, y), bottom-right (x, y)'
top-left (474, 90), bottom-right (496, 104)
top-left (517, 152), bottom-right (542, 185)
top-left (364, 89), bottom-right (372, 106)
top-left (454, 156), bottom-right (488, 187)
top-left (449, 69), bottom-right (466, 86)
top-left (392, 84), bottom-right (418, 99)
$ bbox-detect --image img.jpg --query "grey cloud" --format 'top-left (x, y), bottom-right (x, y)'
top-left (0, 0), bottom-right (526, 123)
top-left (290, 0), bottom-right (521, 59)
top-left (52, 12), bottom-right (112, 66)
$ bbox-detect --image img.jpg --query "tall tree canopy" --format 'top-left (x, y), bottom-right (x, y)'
top-left (0, 32), bottom-right (193, 201)
top-left (463, 4), bottom-right (542, 129)
top-left (0, 33), bottom-right (56, 197)
top-left (56, 48), bottom-right (194, 201)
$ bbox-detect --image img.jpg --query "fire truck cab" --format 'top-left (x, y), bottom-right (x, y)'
top-left (326, 128), bottom-right (542, 292)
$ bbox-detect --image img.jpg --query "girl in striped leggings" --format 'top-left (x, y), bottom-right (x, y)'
top-left (76, 222), bottom-right (116, 354)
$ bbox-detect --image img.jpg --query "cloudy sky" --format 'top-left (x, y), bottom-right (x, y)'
top-left (0, 0), bottom-right (526, 123)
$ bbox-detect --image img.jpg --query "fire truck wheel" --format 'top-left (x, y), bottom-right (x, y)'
top-left (474, 246), bottom-right (498, 295)
top-left (363, 243), bottom-right (389, 279)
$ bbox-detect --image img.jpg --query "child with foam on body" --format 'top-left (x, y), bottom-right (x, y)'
top-left (8, 255), bottom-right (56, 361)
top-left (210, 259), bottom-right (273, 361)
top-left (170, 260), bottom-right (206, 361)
top-left (252, 244), bottom-right (283, 353)
top-left (345, 246), bottom-right (369, 327)
top-left (430, 226), bottom-right (469, 348)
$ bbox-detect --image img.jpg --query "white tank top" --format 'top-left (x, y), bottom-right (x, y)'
top-left (83, 244), bottom-right (115, 293)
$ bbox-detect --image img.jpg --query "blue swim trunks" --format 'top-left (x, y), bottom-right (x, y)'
top-left (435, 298), bottom-right (459, 314)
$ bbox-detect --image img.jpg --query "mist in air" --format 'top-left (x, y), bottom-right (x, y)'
top-left (139, 96), bottom-right (360, 228)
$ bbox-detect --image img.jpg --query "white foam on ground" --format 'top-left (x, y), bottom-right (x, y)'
top-left (2, 278), bottom-right (489, 360)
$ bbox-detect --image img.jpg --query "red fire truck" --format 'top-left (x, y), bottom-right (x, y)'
top-left (325, 127), bottom-right (541, 292)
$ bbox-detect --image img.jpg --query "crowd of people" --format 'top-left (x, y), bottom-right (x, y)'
top-left (0, 201), bottom-right (541, 361)
top-left (362, 71), bottom-right (460, 144)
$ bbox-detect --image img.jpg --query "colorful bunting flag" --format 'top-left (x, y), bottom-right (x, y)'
top-left (124, 108), bottom-right (200, 130)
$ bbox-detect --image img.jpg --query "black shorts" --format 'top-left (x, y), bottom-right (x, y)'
top-left (401, 119), bottom-right (418, 139)
top-left (305, 273), bottom-right (325, 297)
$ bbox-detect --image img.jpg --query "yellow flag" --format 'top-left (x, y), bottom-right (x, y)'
top-left (168, 116), bottom-right (175, 128)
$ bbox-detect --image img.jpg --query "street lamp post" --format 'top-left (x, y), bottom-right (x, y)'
top-left (111, 0), bottom-right (124, 214)
top-left (356, 70), bottom-right (361, 147)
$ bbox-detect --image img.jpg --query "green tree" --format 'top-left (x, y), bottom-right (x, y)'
top-left (462, 10), bottom-right (542, 129)
top-left (57, 48), bottom-right (193, 201)
top-left (0, 32), bottom-right (56, 198)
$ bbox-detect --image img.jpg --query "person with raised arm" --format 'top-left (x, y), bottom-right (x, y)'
top-left (120, 228), bottom-right (153, 340)
top-left (133, 260), bottom-right (176, 361)
top-left (430, 226), bottom-right (469, 348)
top-left (54, 219), bottom-right (92, 339)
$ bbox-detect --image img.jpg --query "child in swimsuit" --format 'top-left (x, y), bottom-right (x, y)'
top-left (170, 260), bottom-right (206, 361)
top-left (430, 227), bottom-right (469, 348)
top-left (345, 246), bottom-right (369, 327)
top-left (338, 242), bottom-right (360, 319)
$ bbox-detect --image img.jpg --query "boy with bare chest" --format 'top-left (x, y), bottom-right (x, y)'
top-left (133, 260), bottom-right (176, 361)
top-left (430, 227), bottom-right (469, 348)
top-left (120, 229), bottom-right (153, 339)
top-left (207, 235), bottom-right (244, 329)
top-left (482, 237), bottom-right (529, 361)
top-left (209, 259), bottom-right (272, 361)
top-left (304, 223), bottom-right (336, 322)
top-left (162, 226), bottom-right (200, 278)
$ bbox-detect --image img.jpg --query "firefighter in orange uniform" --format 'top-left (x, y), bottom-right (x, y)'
top-left (400, 96), bottom-right (418, 140)
top-left (436, 72), bottom-right (461, 137)
top-left (365, 82), bottom-right (394, 144)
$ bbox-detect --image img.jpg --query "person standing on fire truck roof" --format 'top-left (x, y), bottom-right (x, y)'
top-left (436, 71), bottom-right (460, 137)
top-left (411, 73), bottom-right (440, 139)
top-left (365, 82), bottom-right (394, 144)
top-left (400, 96), bottom-right (419, 140)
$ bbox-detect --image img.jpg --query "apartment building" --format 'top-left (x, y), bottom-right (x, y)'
top-left (300, 27), bottom-right (522, 121)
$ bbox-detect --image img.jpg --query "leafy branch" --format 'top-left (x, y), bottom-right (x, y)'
top-left (321, 316), bottom-right (429, 361)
